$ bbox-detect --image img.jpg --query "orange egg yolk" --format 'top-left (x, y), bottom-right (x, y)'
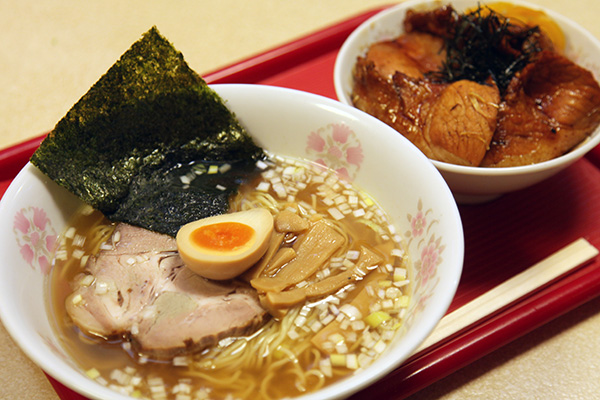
top-left (190, 222), bottom-right (255, 251)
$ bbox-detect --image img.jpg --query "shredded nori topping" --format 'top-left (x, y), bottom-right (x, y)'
top-left (426, 5), bottom-right (543, 93)
top-left (30, 27), bottom-right (265, 236)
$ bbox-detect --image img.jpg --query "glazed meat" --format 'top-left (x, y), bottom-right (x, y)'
top-left (352, 57), bottom-right (441, 159)
top-left (403, 4), bottom-right (457, 38)
top-left (351, 5), bottom-right (600, 167)
top-left (481, 51), bottom-right (600, 166)
top-left (352, 11), bottom-right (501, 166)
top-left (364, 32), bottom-right (446, 80)
top-left (425, 79), bottom-right (500, 165)
top-left (66, 223), bottom-right (268, 360)
top-left (353, 49), bottom-right (500, 166)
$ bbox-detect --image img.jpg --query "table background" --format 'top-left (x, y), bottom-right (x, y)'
top-left (1, 1), bottom-right (599, 399)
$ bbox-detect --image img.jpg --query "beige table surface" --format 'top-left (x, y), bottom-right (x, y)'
top-left (1, 1), bottom-right (600, 399)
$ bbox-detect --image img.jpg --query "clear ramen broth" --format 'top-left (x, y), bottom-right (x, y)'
top-left (48, 155), bottom-right (412, 400)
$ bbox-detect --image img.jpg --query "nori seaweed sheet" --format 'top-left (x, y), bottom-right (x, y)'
top-left (30, 27), bottom-right (265, 236)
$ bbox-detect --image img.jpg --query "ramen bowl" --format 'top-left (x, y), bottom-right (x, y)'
top-left (334, 0), bottom-right (600, 204)
top-left (0, 84), bottom-right (463, 400)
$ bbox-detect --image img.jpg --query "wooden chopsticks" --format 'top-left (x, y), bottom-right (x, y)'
top-left (416, 238), bottom-right (599, 353)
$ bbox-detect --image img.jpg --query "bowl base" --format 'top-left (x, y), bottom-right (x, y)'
top-left (453, 193), bottom-right (502, 205)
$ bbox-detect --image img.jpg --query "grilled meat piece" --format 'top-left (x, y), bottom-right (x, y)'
top-left (352, 52), bottom-right (500, 166)
top-left (425, 79), bottom-right (500, 166)
top-left (481, 51), bottom-right (600, 166)
top-left (364, 32), bottom-right (446, 80)
top-left (403, 4), bottom-right (457, 38)
top-left (352, 5), bottom-right (600, 167)
top-left (352, 57), bottom-right (442, 158)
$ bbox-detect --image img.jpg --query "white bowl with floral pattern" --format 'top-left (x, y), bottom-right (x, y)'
top-left (0, 84), bottom-right (463, 400)
top-left (334, 0), bottom-right (600, 204)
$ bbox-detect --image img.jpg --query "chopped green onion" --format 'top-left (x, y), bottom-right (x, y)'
top-left (330, 354), bottom-right (347, 367)
top-left (365, 311), bottom-right (392, 328)
top-left (85, 368), bottom-right (101, 379)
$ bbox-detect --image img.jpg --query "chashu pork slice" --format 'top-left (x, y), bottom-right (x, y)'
top-left (352, 56), bottom-right (500, 166)
top-left (66, 223), bottom-right (268, 360)
top-left (481, 50), bottom-right (600, 167)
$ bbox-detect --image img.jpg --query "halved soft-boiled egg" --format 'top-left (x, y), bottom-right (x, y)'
top-left (177, 208), bottom-right (274, 280)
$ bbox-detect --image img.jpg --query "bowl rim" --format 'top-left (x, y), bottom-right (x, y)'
top-left (333, 0), bottom-right (600, 175)
top-left (0, 83), bottom-right (464, 400)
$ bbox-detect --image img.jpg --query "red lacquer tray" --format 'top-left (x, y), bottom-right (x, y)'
top-left (2, 6), bottom-right (600, 400)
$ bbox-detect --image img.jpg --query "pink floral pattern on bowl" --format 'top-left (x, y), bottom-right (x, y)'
top-left (13, 206), bottom-right (57, 274)
top-left (306, 123), bottom-right (364, 180)
top-left (305, 126), bottom-right (445, 322)
top-left (405, 199), bottom-right (444, 315)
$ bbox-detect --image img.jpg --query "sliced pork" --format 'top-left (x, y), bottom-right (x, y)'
top-left (66, 223), bottom-right (268, 360)
top-left (364, 32), bottom-right (446, 81)
top-left (351, 5), bottom-right (600, 167)
top-left (481, 51), bottom-right (600, 166)
top-left (352, 55), bottom-right (500, 166)
top-left (352, 14), bottom-right (502, 167)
